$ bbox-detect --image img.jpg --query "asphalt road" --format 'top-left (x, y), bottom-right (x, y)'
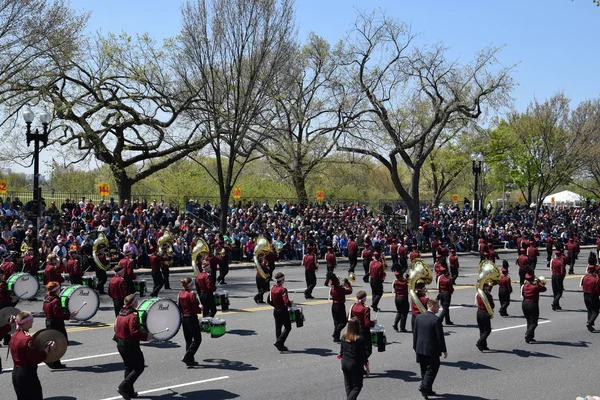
top-left (1, 252), bottom-right (598, 400)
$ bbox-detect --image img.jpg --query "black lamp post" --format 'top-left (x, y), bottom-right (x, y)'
top-left (23, 107), bottom-right (51, 271)
top-left (471, 153), bottom-right (484, 251)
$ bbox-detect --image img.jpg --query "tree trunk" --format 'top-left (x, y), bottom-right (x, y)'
top-left (219, 190), bottom-right (231, 235)
top-left (406, 172), bottom-right (421, 230)
top-left (113, 168), bottom-right (133, 204)
top-left (292, 172), bottom-right (308, 206)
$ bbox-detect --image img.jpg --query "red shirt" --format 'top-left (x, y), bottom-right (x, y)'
top-left (257, 258), bottom-right (271, 277)
top-left (23, 255), bottom-right (36, 275)
top-left (449, 255), bottom-right (459, 268)
top-left (476, 291), bottom-right (494, 312)
top-left (517, 255), bottom-right (529, 269)
top-left (43, 295), bottom-right (71, 320)
top-left (9, 330), bottom-right (47, 368)
top-left (567, 241), bottom-right (580, 254)
top-left (488, 250), bottom-right (499, 263)
top-left (1, 261), bottom-right (15, 280)
top-left (109, 275), bottom-right (128, 300)
top-left (330, 282), bottom-right (352, 304)
top-left (270, 285), bottom-right (291, 308)
top-left (522, 282), bottom-right (547, 302)
top-left (361, 249), bottom-right (372, 263)
top-left (178, 290), bottom-right (202, 315)
top-left (390, 243), bottom-right (398, 255)
top-left (369, 260), bottom-right (384, 279)
top-left (67, 259), bottom-right (83, 280)
top-left (303, 254), bottom-right (317, 272)
top-left (119, 258), bottom-right (136, 280)
top-left (195, 271), bottom-right (215, 293)
top-left (149, 254), bottom-right (170, 270)
top-left (550, 258), bottom-right (566, 276)
top-left (409, 251), bottom-right (420, 262)
top-left (527, 247), bottom-right (539, 258)
top-left (499, 275), bottom-right (512, 292)
top-left (347, 241), bottom-right (358, 254)
top-left (350, 302), bottom-right (375, 329)
top-left (397, 246), bottom-right (407, 258)
top-left (114, 309), bottom-right (149, 341)
top-left (44, 264), bottom-right (64, 284)
top-left (393, 279), bottom-right (408, 296)
top-left (411, 295), bottom-right (428, 315)
top-left (438, 275), bottom-right (454, 294)
top-left (325, 253), bottom-right (336, 266)
top-left (582, 274), bottom-right (600, 295)
top-left (434, 262), bottom-right (446, 278)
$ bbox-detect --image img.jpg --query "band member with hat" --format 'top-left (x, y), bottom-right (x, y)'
top-left (437, 267), bottom-right (454, 325)
top-left (95, 247), bottom-right (109, 294)
top-left (550, 249), bottom-right (567, 311)
top-left (581, 257), bottom-right (600, 332)
top-left (22, 246), bottom-right (37, 276)
top-left (526, 242), bottom-right (539, 270)
top-left (521, 271), bottom-right (547, 343)
top-left (411, 282), bottom-right (429, 332)
top-left (324, 246), bottom-right (337, 286)
top-left (1, 250), bottom-right (17, 280)
top-left (369, 251), bottom-right (385, 312)
top-left (475, 283), bottom-right (494, 351)
top-left (347, 235), bottom-right (359, 275)
top-left (44, 253), bottom-right (65, 286)
top-left (254, 254), bottom-right (271, 304)
top-left (114, 294), bottom-right (153, 400)
top-left (498, 262), bottom-right (512, 317)
top-left (329, 273), bottom-right (352, 342)
top-left (195, 262), bottom-right (217, 317)
top-left (66, 249), bottom-right (83, 285)
top-left (434, 254), bottom-right (447, 279)
top-left (361, 243), bottom-right (372, 283)
top-left (109, 265), bottom-right (128, 317)
top-left (487, 243), bottom-right (499, 264)
top-left (178, 277), bottom-right (202, 367)
top-left (149, 246), bottom-right (169, 297)
top-left (397, 240), bottom-right (409, 274)
top-left (448, 249), bottom-right (459, 285)
top-left (10, 310), bottom-right (55, 400)
top-left (392, 270), bottom-right (409, 332)
top-left (350, 290), bottom-right (375, 369)
top-left (409, 244), bottom-right (421, 263)
top-left (390, 238), bottom-right (399, 269)
top-left (566, 237), bottom-right (580, 275)
top-left (269, 272), bottom-right (292, 351)
top-left (43, 281), bottom-right (77, 369)
top-left (516, 248), bottom-right (529, 286)
top-left (119, 249), bottom-right (137, 295)
top-left (0, 268), bottom-right (17, 345)
top-left (303, 245), bottom-right (317, 299)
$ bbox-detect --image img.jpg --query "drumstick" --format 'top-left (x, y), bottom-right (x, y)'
top-left (151, 327), bottom-right (170, 336)
top-left (291, 291), bottom-right (297, 303)
top-left (76, 302), bottom-right (88, 313)
top-left (375, 310), bottom-right (379, 322)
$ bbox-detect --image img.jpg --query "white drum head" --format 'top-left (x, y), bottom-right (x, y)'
top-left (66, 285), bottom-right (100, 321)
top-left (371, 324), bottom-right (385, 333)
top-left (144, 298), bottom-right (181, 341)
top-left (11, 273), bottom-right (39, 299)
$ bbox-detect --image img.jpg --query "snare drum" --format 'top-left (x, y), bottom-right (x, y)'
top-left (200, 317), bottom-right (213, 333)
top-left (210, 318), bottom-right (227, 338)
top-left (82, 275), bottom-right (97, 289)
top-left (137, 298), bottom-right (181, 341)
top-left (7, 272), bottom-right (39, 300)
top-left (59, 285), bottom-right (100, 321)
top-left (214, 290), bottom-right (229, 311)
top-left (370, 324), bottom-right (386, 352)
top-left (288, 306), bottom-right (304, 328)
top-left (134, 280), bottom-right (146, 297)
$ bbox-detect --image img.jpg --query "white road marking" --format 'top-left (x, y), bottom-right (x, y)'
top-left (1, 351), bottom-right (120, 373)
top-left (464, 273), bottom-right (479, 276)
top-left (99, 376), bottom-right (230, 400)
top-left (492, 320), bottom-right (551, 332)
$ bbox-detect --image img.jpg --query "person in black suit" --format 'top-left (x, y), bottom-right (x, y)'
top-left (413, 298), bottom-right (448, 399)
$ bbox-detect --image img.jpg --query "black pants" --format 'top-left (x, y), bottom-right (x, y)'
top-left (529, 256), bottom-right (537, 270)
top-left (437, 292), bottom-right (452, 324)
top-left (567, 252), bottom-right (576, 273)
top-left (342, 360), bottom-right (363, 400)
top-left (399, 258), bottom-right (408, 274)
top-left (125, 278), bottom-right (135, 295)
top-left (450, 267), bottom-right (459, 285)
top-left (360, 327), bottom-right (372, 360)
top-left (391, 254), bottom-right (398, 270)
top-left (551, 275), bottom-right (564, 308)
top-left (519, 269), bottom-right (527, 286)
top-left (116, 339), bottom-right (145, 395)
top-left (113, 298), bottom-right (125, 318)
top-left (370, 278), bottom-right (383, 310)
top-left (546, 247), bottom-right (552, 263)
top-left (522, 301), bottom-right (540, 341)
top-left (96, 267), bottom-right (107, 294)
top-left (254, 275), bottom-right (269, 303)
top-left (71, 276), bottom-right (83, 285)
top-left (332, 303), bottom-right (347, 341)
top-left (12, 367), bottom-right (43, 400)
top-left (348, 252), bottom-right (357, 272)
top-left (417, 354), bottom-right (440, 393)
top-left (476, 310), bottom-right (492, 348)
top-left (0, 303), bottom-right (13, 344)
top-left (149, 268), bottom-right (164, 297)
top-left (362, 261), bottom-right (370, 282)
top-left (45, 318), bottom-right (67, 367)
top-left (182, 315), bottom-right (201, 363)
top-left (274, 307), bottom-right (292, 346)
top-left (217, 260), bottom-right (229, 283)
top-left (161, 266), bottom-right (171, 289)
top-left (324, 264), bottom-right (335, 285)
top-left (393, 295), bottom-right (409, 330)
top-left (210, 267), bottom-right (217, 286)
top-left (411, 313), bottom-right (419, 332)
top-left (584, 292), bottom-right (600, 327)
top-left (200, 292), bottom-right (217, 318)
top-left (304, 270), bottom-right (316, 297)
top-left (498, 288), bottom-right (511, 316)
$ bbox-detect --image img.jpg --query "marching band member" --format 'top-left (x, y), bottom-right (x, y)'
top-left (254, 254), bottom-right (270, 304)
top-left (10, 311), bottom-right (55, 400)
top-left (22, 246), bottom-right (37, 276)
top-left (324, 246), bottom-right (337, 286)
top-left (66, 249), bottom-right (83, 285)
top-left (521, 272), bottom-right (547, 343)
top-left (392, 270), bottom-right (409, 332)
top-left (487, 243), bottom-right (499, 264)
top-left (550, 249), bottom-right (566, 311)
top-left (303, 245), bottom-right (317, 299)
top-left (581, 259), bottom-right (600, 332)
top-left (349, 290), bottom-right (375, 370)
top-left (329, 273), bottom-right (352, 342)
top-left (43, 281), bottom-right (77, 369)
top-left (195, 262), bottom-right (217, 317)
top-left (269, 272), bottom-right (292, 352)
top-left (118, 249), bottom-right (136, 295)
top-left (109, 265), bottom-right (128, 317)
top-left (397, 240), bottom-right (409, 274)
top-left (339, 317), bottom-right (368, 399)
top-left (178, 277), bottom-right (202, 367)
top-left (448, 249), bottom-right (460, 285)
top-left (114, 294), bottom-right (153, 400)
top-left (566, 237), bottom-right (580, 275)
top-left (434, 254), bottom-right (447, 279)
top-left (0, 268), bottom-right (17, 345)
top-left (369, 251), bottom-right (385, 312)
top-left (361, 244), bottom-right (372, 283)
top-left (44, 253), bottom-right (64, 286)
top-left (347, 235), bottom-right (359, 276)
top-left (411, 282), bottom-right (429, 332)
top-left (1, 251), bottom-right (17, 279)
top-left (95, 247), bottom-right (109, 295)
top-left (526, 241), bottom-right (539, 270)
top-left (475, 283), bottom-right (494, 351)
top-left (437, 266), bottom-right (454, 326)
top-left (390, 238), bottom-right (398, 269)
top-left (149, 246), bottom-right (168, 298)
top-left (498, 263), bottom-right (512, 317)
top-left (409, 244), bottom-right (420, 263)
top-left (516, 248), bottom-right (529, 286)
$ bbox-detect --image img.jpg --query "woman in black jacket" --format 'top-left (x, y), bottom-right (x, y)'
top-left (339, 317), bottom-right (368, 400)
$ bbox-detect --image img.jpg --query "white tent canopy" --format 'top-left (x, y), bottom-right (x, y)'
top-left (542, 190), bottom-right (583, 205)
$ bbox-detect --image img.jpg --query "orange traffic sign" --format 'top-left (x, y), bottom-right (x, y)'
top-left (316, 190), bottom-right (325, 201)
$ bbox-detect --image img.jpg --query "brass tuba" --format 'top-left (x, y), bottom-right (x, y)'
top-left (476, 260), bottom-right (501, 318)
top-left (191, 237), bottom-right (210, 277)
top-left (253, 237), bottom-right (272, 280)
top-left (408, 258), bottom-right (433, 314)
top-left (348, 271), bottom-right (356, 283)
top-left (92, 232), bottom-right (111, 271)
top-left (536, 276), bottom-right (547, 286)
top-left (158, 230), bottom-right (174, 257)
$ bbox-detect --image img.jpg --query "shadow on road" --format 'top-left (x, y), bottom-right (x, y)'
top-left (68, 361), bottom-right (124, 373)
top-left (435, 394), bottom-right (499, 400)
top-left (67, 340), bottom-right (83, 346)
top-left (368, 369), bottom-right (420, 382)
top-left (440, 361), bottom-right (500, 371)
top-left (142, 389), bottom-right (240, 399)
top-left (510, 349), bottom-right (561, 358)
top-left (289, 347), bottom-right (337, 357)
top-left (143, 340), bottom-right (181, 349)
top-left (45, 397), bottom-right (78, 400)
top-left (226, 329), bottom-right (257, 336)
top-left (532, 340), bottom-right (590, 347)
top-left (199, 358), bottom-right (258, 371)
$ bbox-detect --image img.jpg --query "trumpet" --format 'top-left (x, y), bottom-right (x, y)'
top-left (537, 276), bottom-right (547, 286)
top-left (348, 271), bottom-right (356, 283)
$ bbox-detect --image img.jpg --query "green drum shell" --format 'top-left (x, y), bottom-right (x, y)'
top-left (210, 318), bottom-right (227, 338)
top-left (60, 285), bottom-right (80, 310)
top-left (200, 317), bottom-right (213, 333)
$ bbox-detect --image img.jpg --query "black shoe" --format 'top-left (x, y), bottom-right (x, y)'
top-left (418, 388), bottom-right (429, 400)
top-left (392, 325), bottom-right (399, 332)
top-left (556, 306), bottom-right (562, 310)
top-left (274, 343), bottom-right (286, 351)
top-left (476, 343), bottom-right (484, 352)
top-left (258, 300), bottom-right (265, 304)
top-left (117, 389), bottom-right (132, 400)
top-left (254, 298), bottom-right (260, 304)
top-left (333, 338), bottom-right (341, 343)
top-left (221, 282), bottom-right (227, 285)
top-left (530, 338), bottom-right (536, 342)
top-left (304, 295), bottom-right (315, 299)
top-left (551, 304), bottom-right (557, 311)
top-left (446, 321), bottom-right (454, 325)
top-left (130, 392), bottom-right (139, 398)
top-left (525, 338), bottom-right (531, 344)
top-left (372, 307), bottom-right (379, 312)
top-left (281, 345), bottom-right (289, 351)
top-left (587, 324), bottom-right (595, 332)
top-left (400, 328), bottom-right (408, 333)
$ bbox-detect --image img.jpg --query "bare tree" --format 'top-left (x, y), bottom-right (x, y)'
top-left (177, 0), bottom-right (296, 233)
top-left (338, 11), bottom-right (514, 229)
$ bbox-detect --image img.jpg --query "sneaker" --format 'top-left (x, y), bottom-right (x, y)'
top-left (117, 389), bottom-right (132, 400)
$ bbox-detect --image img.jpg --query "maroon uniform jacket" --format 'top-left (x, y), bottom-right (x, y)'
top-left (10, 330), bottom-right (47, 368)
top-left (44, 264), bottom-right (64, 284)
top-left (330, 282), bottom-right (352, 304)
top-left (257, 257), bottom-right (271, 277)
top-left (369, 260), bottom-right (384, 280)
top-left (439, 246), bottom-right (449, 259)
top-left (1, 261), bottom-right (15, 280)
top-left (499, 275), bottom-right (512, 293)
top-left (115, 308), bottom-right (149, 341)
top-left (411, 295), bottom-right (429, 316)
top-left (409, 251), bottom-right (420, 262)
top-left (270, 285), bottom-right (291, 308)
top-left (350, 302), bottom-right (375, 329)
top-left (397, 245), bottom-right (407, 259)
top-left (567, 241), bottom-right (580, 255)
top-left (517, 254), bottom-right (529, 270)
top-left (66, 259), bottom-right (83, 280)
top-left (361, 249), bottom-right (372, 264)
top-left (488, 249), bottom-right (499, 263)
top-left (393, 279), bottom-right (408, 296)
top-left (43, 295), bottom-right (71, 320)
top-left (434, 262), bottom-right (446, 278)
top-left (303, 253), bottom-right (317, 272)
top-left (178, 290), bottom-right (202, 315)
top-left (195, 271), bottom-right (215, 293)
top-left (325, 253), bottom-right (337, 267)
top-left (522, 282), bottom-right (547, 302)
top-left (347, 240), bottom-right (358, 255)
top-left (449, 255), bottom-right (459, 269)
top-left (0, 281), bottom-right (12, 306)
top-left (390, 243), bottom-right (398, 256)
top-left (596, 237), bottom-right (600, 251)
top-left (582, 274), bottom-right (600, 295)
top-left (23, 255), bottom-right (37, 275)
top-left (118, 258), bottom-right (136, 280)
top-left (109, 275), bottom-right (128, 300)
top-left (476, 291), bottom-right (494, 312)
top-left (527, 246), bottom-right (540, 258)
top-left (438, 275), bottom-right (454, 294)
top-left (550, 258), bottom-right (566, 276)
top-left (149, 254), bottom-right (166, 270)
top-left (431, 239), bottom-right (441, 253)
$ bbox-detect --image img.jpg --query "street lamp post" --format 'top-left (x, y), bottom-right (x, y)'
top-left (471, 153), bottom-right (484, 251)
top-left (23, 106), bottom-right (51, 271)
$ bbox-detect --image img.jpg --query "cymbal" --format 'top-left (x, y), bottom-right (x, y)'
top-left (32, 329), bottom-right (68, 363)
top-left (0, 307), bottom-right (20, 334)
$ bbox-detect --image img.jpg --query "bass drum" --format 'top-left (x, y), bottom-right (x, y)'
top-left (59, 285), bottom-right (100, 321)
top-left (137, 298), bottom-right (181, 341)
top-left (7, 272), bottom-right (39, 300)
